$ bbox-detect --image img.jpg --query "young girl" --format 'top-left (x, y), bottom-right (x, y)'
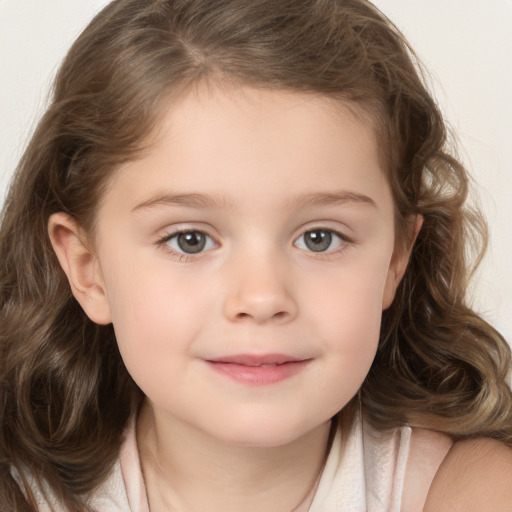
top-left (1, 0), bottom-right (511, 510)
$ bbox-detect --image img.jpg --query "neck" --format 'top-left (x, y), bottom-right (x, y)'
top-left (137, 402), bottom-right (331, 512)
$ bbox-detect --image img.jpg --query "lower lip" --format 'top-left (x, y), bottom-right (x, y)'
top-left (205, 360), bottom-right (311, 385)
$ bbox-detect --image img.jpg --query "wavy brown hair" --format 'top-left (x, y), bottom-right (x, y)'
top-left (1, 0), bottom-right (511, 510)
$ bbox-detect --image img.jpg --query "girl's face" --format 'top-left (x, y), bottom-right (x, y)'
top-left (86, 86), bottom-right (407, 446)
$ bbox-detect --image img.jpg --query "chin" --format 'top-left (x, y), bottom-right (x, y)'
top-left (209, 415), bottom-right (325, 448)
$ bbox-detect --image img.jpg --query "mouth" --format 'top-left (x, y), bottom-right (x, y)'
top-left (204, 354), bottom-right (312, 385)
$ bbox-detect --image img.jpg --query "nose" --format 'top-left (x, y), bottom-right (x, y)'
top-left (222, 252), bottom-right (298, 324)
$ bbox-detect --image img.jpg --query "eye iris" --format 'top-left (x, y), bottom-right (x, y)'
top-left (177, 232), bottom-right (206, 254)
top-left (304, 230), bottom-right (332, 252)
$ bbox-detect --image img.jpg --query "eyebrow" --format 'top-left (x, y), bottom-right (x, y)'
top-left (131, 190), bottom-right (377, 212)
top-left (132, 192), bottom-right (233, 212)
top-left (287, 191), bottom-right (377, 210)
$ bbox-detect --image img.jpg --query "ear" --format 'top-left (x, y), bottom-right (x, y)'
top-left (48, 212), bottom-right (112, 325)
top-left (382, 215), bottom-right (423, 310)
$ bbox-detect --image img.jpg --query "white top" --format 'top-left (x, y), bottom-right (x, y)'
top-left (17, 411), bottom-right (443, 511)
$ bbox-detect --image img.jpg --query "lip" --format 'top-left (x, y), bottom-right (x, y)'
top-left (204, 353), bottom-right (312, 385)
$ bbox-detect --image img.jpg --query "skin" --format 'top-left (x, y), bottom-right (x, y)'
top-left (49, 85), bottom-right (421, 511)
top-left (424, 437), bottom-right (512, 511)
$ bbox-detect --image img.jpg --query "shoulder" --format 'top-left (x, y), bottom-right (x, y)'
top-left (424, 436), bottom-right (512, 511)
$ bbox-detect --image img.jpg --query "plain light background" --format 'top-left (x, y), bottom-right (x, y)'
top-left (1, 1), bottom-right (511, 342)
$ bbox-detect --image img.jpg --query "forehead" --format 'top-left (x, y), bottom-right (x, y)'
top-left (156, 83), bottom-right (381, 152)
top-left (97, 85), bottom-right (390, 217)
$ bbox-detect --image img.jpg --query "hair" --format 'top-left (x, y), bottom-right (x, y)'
top-left (1, 0), bottom-right (511, 509)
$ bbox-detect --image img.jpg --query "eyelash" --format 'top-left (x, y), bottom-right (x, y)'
top-left (157, 229), bottom-right (218, 261)
top-left (293, 228), bottom-right (351, 257)
top-left (156, 227), bottom-right (352, 261)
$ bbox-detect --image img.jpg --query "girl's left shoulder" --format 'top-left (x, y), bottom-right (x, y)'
top-left (423, 435), bottom-right (512, 511)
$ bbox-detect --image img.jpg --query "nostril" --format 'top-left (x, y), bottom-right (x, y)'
top-left (234, 310), bottom-right (288, 322)
top-left (223, 287), bottom-right (298, 324)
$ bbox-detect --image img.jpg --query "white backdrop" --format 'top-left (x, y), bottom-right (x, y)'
top-left (1, 1), bottom-right (511, 342)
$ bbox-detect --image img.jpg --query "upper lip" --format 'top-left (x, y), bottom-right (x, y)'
top-left (206, 354), bottom-right (308, 366)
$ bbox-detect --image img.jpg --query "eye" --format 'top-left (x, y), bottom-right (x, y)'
top-left (163, 230), bottom-right (217, 255)
top-left (294, 228), bottom-right (346, 253)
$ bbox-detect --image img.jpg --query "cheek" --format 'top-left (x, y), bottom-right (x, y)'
top-left (310, 254), bottom-right (390, 339)
top-left (299, 295), bottom-right (381, 427)
top-left (100, 260), bottom-right (208, 383)
top-left (305, 256), bottom-right (390, 395)
top-left (321, 289), bottom-right (381, 386)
